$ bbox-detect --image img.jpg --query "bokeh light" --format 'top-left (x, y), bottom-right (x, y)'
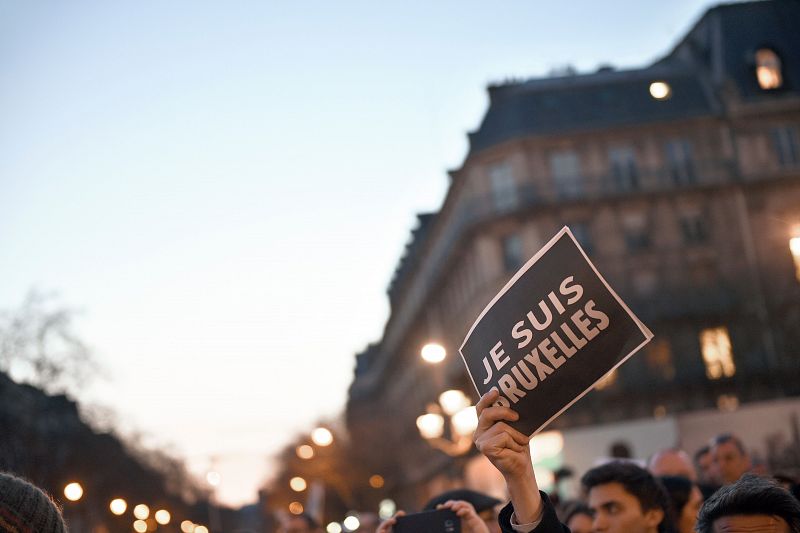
top-left (154, 509), bottom-right (171, 525)
top-left (194, 526), bottom-right (209, 533)
top-left (133, 504), bottom-right (150, 520)
top-left (343, 515), bottom-right (360, 531)
top-left (311, 427), bottom-right (333, 446)
top-left (378, 499), bottom-right (396, 519)
top-left (133, 520), bottom-right (147, 533)
top-left (63, 482), bottom-right (83, 502)
top-left (649, 81), bottom-right (671, 99)
top-left (290, 476), bottom-right (307, 492)
top-left (289, 501), bottom-right (304, 515)
top-left (420, 343), bottom-right (446, 363)
top-left (296, 444), bottom-right (314, 460)
top-left (206, 471), bottom-right (222, 487)
top-left (109, 498), bottom-right (127, 515)
top-left (368, 474), bottom-right (384, 488)
top-left (180, 520), bottom-right (195, 533)
top-left (327, 522), bottom-right (343, 533)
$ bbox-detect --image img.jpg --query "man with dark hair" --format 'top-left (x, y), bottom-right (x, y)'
top-left (695, 474), bottom-right (800, 533)
top-left (580, 461), bottom-right (671, 533)
top-left (473, 389), bottom-right (671, 533)
top-left (711, 433), bottom-right (752, 485)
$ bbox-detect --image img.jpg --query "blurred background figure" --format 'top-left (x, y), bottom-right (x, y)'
top-left (711, 433), bottom-right (752, 485)
top-left (0, 472), bottom-right (67, 533)
top-left (658, 476), bottom-right (704, 533)
top-left (278, 512), bottom-right (322, 533)
top-left (648, 448), bottom-right (697, 481)
top-left (560, 501), bottom-right (593, 533)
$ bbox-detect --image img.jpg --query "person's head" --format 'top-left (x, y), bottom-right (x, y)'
top-left (424, 488), bottom-right (502, 533)
top-left (562, 501), bottom-right (593, 533)
top-left (695, 474), bottom-right (800, 533)
top-left (279, 512), bottom-right (319, 533)
top-left (694, 445), bottom-right (717, 486)
top-left (648, 448), bottom-right (697, 482)
top-left (0, 472), bottom-right (67, 533)
top-left (658, 476), bottom-right (704, 533)
top-left (711, 433), bottom-right (751, 485)
top-left (581, 461), bottom-right (671, 533)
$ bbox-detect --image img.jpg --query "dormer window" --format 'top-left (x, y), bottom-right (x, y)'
top-left (755, 48), bottom-right (782, 90)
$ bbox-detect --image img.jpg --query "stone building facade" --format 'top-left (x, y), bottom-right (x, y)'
top-left (346, 0), bottom-right (800, 509)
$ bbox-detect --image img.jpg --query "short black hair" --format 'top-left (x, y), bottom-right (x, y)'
top-left (581, 461), bottom-right (672, 533)
top-left (695, 474), bottom-right (800, 533)
top-left (694, 444), bottom-right (711, 463)
top-left (658, 476), bottom-right (694, 523)
top-left (711, 433), bottom-right (746, 455)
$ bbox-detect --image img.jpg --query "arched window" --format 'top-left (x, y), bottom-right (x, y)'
top-left (755, 48), bottom-right (782, 90)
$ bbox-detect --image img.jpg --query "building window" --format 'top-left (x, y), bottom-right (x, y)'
top-left (645, 339), bottom-right (675, 381)
top-left (609, 146), bottom-right (639, 192)
top-left (622, 212), bottom-right (650, 252)
top-left (550, 150), bottom-right (583, 198)
top-left (790, 236), bottom-right (800, 282)
top-left (772, 126), bottom-right (800, 168)
top-left (502, 233), bottom-right (524, 272)
top-left (665, 139), bottom-right (695, 186)
top-left (489, 162), bottom-right (518, 212)
top-left (755, 48), bottom-right (783, 90)
top-left (680, 213), bottom-right (709, 245)
top-left (700, 326), bottom-right (736, 380)
top-left (569, 222), bottom-right (593, 254)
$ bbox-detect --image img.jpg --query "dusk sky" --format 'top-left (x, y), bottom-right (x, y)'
top-left (0, 0), bottom-right (731, 506)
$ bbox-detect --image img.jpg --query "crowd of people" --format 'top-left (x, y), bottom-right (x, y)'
top-left (2, 388), bottom-right (800, 532)
top-left (368, 389), bottom-right (800, 533)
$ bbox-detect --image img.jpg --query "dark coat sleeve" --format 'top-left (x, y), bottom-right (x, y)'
top-left (497, 491), bottom-right (571, 533)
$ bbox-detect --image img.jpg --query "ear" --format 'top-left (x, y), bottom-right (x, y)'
top-left (643, 508), bottom-right (664, 529)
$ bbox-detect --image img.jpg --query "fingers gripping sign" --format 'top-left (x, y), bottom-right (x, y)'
top-left (474, 390), bottom-right (543, 525)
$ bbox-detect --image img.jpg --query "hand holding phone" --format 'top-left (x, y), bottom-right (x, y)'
top-left (394, 508), bottom-right (461, 533)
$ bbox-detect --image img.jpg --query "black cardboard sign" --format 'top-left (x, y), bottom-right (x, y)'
top-left (460, 227), bottom-right (653, 437)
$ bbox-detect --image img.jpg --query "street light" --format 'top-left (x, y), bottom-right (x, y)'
top-left (311, 427), bottom-right (334, 447)
top-left (63, 482), bottom-right (83, 502)
top-left (109, 498), bottom-right (127, 515)
top-left (133, 504), bottom-right (149, 520)
top-left (416, 392), bottom-right (479, 456)
top-left (155, 509), bottom-right (171, 525)
top-left (421, 343), bottom-right (446, 363)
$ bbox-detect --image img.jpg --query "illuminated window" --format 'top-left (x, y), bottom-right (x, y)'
top-left (790, 236), bottom-right (800, 282)
top-left (700, 326), bottom-right (735, 379)
top-left (755, 48), bottom-right (782, 90)
top-left (489, 162), bottom-right (518, 212)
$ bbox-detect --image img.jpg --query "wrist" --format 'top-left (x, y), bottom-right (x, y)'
top-left (504, 463), bottom-right (542, 524)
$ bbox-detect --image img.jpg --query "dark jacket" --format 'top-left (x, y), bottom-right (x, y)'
top-left (498, 491), bottom-right (571, 533)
